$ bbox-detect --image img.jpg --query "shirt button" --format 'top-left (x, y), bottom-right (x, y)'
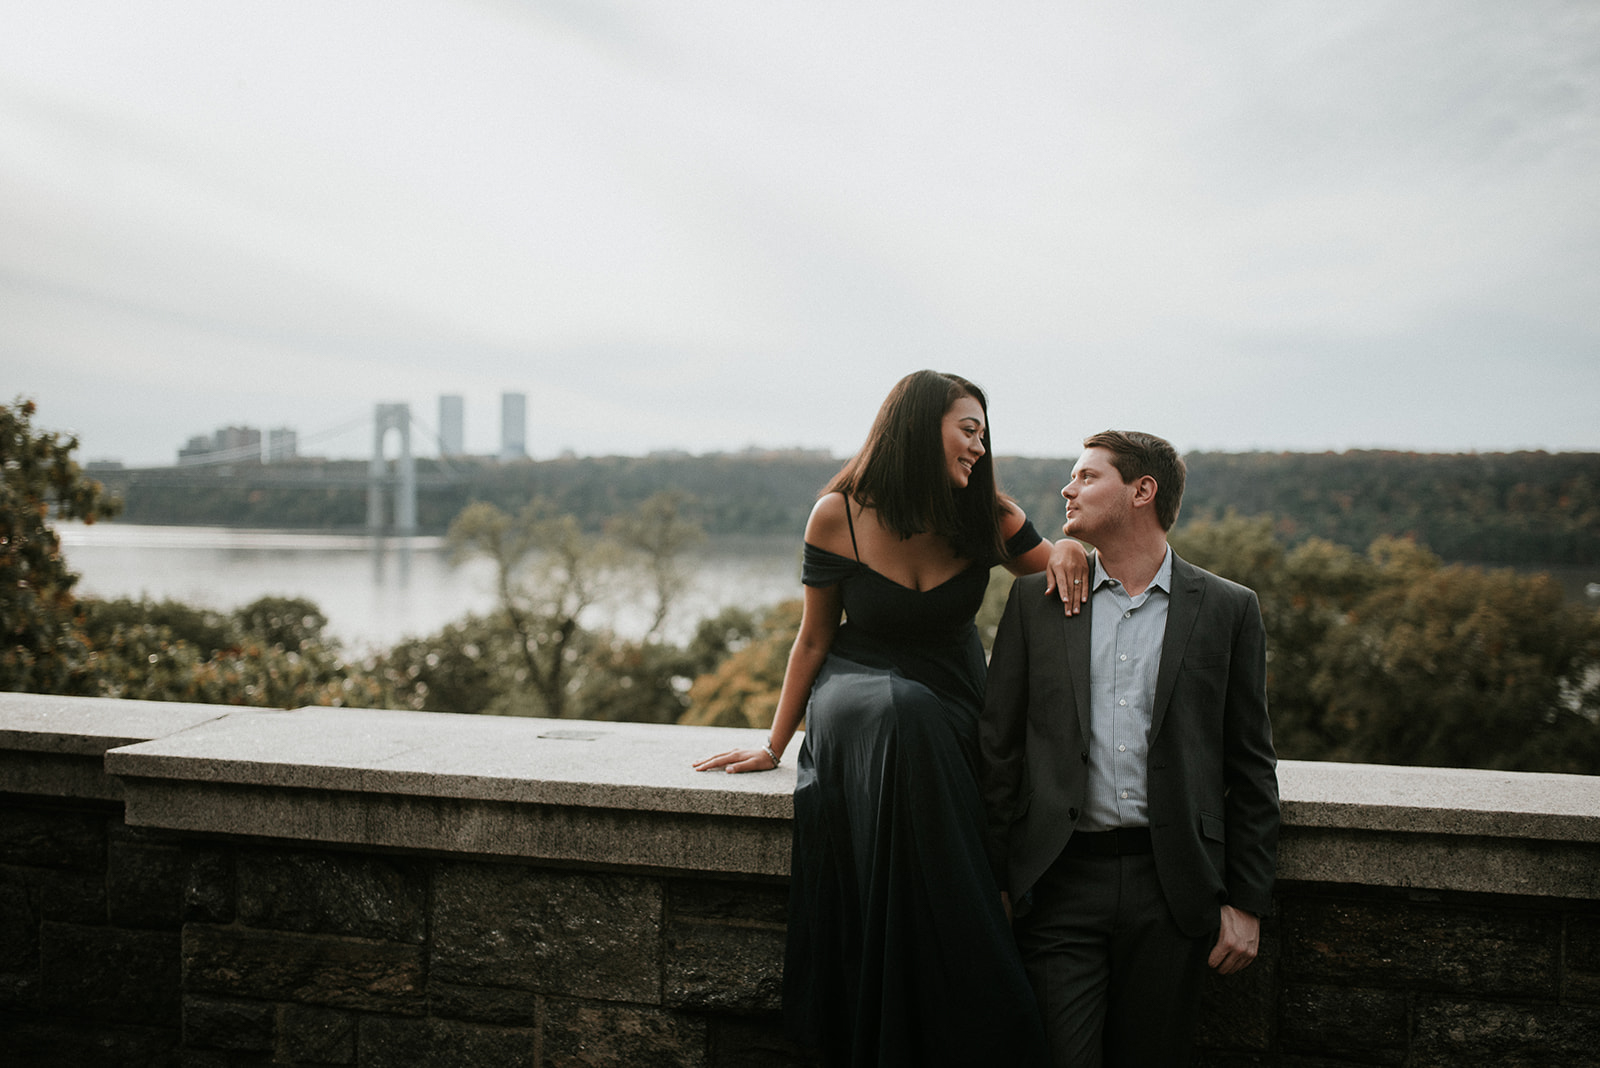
top-left (1120, 791), bottom-right (1129, 799)
top-left (1119, 699), bottom-right (1127, 706)
top-left (1119, 653), bottom-right (1128, 661)
top-left (1118, 744), bottom-right (1126, 752)
top-left (1124, 611), bottom-right (1132, 619)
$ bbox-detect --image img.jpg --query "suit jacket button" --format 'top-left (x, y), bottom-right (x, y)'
top-left (1080, 751), bottom-right (1089, 763)
top-left (1068, 808), bottom-right (1078, 821)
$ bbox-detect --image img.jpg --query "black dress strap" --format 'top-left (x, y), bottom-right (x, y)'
top-left (842, 493), bottom-right (861, 562)
top-left (1002, 517), bottom-right (1044, 562)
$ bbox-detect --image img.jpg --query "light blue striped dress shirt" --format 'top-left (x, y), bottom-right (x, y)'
top-left (1080, 547), bottom-right (1172, 832)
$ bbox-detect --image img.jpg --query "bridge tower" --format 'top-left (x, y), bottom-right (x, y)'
top-left (368, 403), bottom-right (417, 534)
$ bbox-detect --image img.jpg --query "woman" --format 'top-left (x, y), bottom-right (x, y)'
top-left (696, 371), bottom-right (1088, 1067)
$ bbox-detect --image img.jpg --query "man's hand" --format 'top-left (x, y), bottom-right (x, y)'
top-left (1208, 905), bottom-right (1260, 975)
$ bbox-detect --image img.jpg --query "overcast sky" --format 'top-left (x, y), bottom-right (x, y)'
top-left (4, 1), bottom-right (1597, 467)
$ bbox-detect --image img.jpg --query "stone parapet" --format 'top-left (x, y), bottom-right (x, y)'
top-left (0, 691), bottom-right (239, 801)
top-left (2, 692), bottom-right (1598, 1066)
top-left (86, 700), bottom-right (1600, 895)
top-left (104, 704), bottom-right (796, 876)
top-left (1277, 760), bottom-right (1600, 900)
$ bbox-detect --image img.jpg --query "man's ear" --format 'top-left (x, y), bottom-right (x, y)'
top-left (1130, 476), bottom-right (1159, 510)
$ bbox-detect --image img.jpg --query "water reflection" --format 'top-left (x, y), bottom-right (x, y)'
top-left (55, 523), bottom-right (799, 654)
top-left (369, 535), bottom-right (414, 589)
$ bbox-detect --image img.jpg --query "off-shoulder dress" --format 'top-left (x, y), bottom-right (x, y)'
top-left (783, 502), bottom-right (1050, 1067)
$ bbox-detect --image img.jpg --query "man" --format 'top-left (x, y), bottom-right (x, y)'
top-left (980, 430), bottom-right (1279, 1067)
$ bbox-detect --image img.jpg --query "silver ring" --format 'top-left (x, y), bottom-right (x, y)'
top-left (1073, 579), bottom-right (1082, 585)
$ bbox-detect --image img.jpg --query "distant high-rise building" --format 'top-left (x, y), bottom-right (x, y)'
top-left (213, 426), bottom-right (262, 462)
top-left (267, 427), bottom-right (298, 463)
top-left (501, 392), bottom-right (527, 461)
top-left (177, 435), bottom-right (213, 465)
top-left (178, 424), bottom-right (268, 465)
top-left (439, 394), bottom-right (465, 457)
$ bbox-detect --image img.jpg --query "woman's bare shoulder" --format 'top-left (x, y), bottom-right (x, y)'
top-left (998, 496), bottom-right (1028, 537)
top-left (805, 492), bottom-right (854, 555)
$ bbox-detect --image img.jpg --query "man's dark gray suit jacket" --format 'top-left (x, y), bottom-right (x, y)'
top-left (979, 552), bottom-right (1280, 937)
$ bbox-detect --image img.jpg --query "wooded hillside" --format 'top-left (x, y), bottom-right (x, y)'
top-left (97, 448), bottom-right (1600, 565)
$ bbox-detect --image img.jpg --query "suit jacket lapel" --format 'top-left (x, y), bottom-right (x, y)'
top-left (1054, 550), bottom-right (1096, 743)
top-left (1150, 552), bottom-right (1205, 741)
top-left (1060, 601), bottom-right (1093, 743)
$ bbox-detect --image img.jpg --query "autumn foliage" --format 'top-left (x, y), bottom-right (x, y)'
top-left (6, 399), bottom-right (1598, 774)
top-left (1172, 515), bottom-right (1600, 774)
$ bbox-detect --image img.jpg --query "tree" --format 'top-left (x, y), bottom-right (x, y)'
top-left (1, 398), bottom-right (121, 693)
top-left (1173, 514), bottom-right (1378, 758)
top-left (1313, 542), bottom-right (1600, 773)
top-left (567, 635), bottom-right (699, 724)
top-left (369, 614), bottom-right (512, 714)
top-left (605, 490), bottom-right (706, 641)
top-left (447, 499), bottom-right (618, 718)
top-left (1174, 513), bottom-right (1600, 773)
top-left (446, 494), bottom-right (707, 719)
top-left (680, 600), bottom-right (802, 729)
top-left (75, 594), bottom-right (380, 710)
top-left (231, 596), bottom-right (331, 651)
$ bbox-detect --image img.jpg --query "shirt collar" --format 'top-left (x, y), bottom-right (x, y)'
top-left (1092, 545), bottom-right (1174, 594)
top-left (1151, 545), bottom-right (1174, 593)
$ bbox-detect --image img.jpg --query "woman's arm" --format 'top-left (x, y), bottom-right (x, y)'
top-left (997, 502), bottom-right (1090, 614)
top-left (693, 498), bottom-right (847, 773)
top-left (693, 581), bottom-right (841, 773)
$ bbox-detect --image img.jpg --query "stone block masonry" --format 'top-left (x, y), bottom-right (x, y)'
top-left (3, 792), bottom-right (802, 1067)
top-left (2, 691), bottom-right (1598, 1066)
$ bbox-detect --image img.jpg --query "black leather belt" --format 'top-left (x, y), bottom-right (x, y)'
top-left (1063, 827), bottom-right (1152, 856)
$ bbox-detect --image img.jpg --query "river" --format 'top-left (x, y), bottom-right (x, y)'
top-left (53, 523), bottom-right (1600, 655)
top-left (55, 523), bottom-right (802, 654)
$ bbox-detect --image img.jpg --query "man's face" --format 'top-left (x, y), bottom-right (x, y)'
top-left (1060, 446), bottom-right (1135, 544)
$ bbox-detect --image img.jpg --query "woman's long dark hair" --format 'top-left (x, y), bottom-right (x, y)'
top-left (824, 370), bottom-right (1011, 562)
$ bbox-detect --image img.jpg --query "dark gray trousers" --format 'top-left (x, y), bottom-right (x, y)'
top-left (1014, 850), bottom-right (1213, 1068)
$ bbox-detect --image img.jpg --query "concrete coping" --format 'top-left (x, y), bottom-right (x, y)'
top-left (101, 703), bottom-right (798, 820)
top-left (3, 693), bottom-right (1597, 841)
top-left (0, 691), bottom-right (246, 800)
top-left (0, 691), bottom-right (242, 757)
top-left (1278, 759), bottom-right (1600, 843)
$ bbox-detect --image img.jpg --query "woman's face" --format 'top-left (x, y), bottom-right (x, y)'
top-left (942, 395), bottom-right (987, 488)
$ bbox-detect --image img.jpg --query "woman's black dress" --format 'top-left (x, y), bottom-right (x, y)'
top-left (783, 514), bottom-right (1050, 1067)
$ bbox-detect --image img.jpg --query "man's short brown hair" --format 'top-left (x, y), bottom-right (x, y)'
top-left (1082, 430), bottom-right (1186, 531)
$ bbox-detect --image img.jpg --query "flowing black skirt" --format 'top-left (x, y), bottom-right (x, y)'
top-left (783, 653), bottom-right (1049, 1067)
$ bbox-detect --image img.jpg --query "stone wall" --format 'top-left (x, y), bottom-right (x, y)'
top-left (2, 692), bottom-right (1597, 1066)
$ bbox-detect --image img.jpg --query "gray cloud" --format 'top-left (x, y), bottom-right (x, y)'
top-left (3, 1), bottom-right (1595, 465)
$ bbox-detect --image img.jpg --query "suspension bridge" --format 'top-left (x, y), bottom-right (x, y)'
top-left (112, 403), bottom-right (487, 534)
